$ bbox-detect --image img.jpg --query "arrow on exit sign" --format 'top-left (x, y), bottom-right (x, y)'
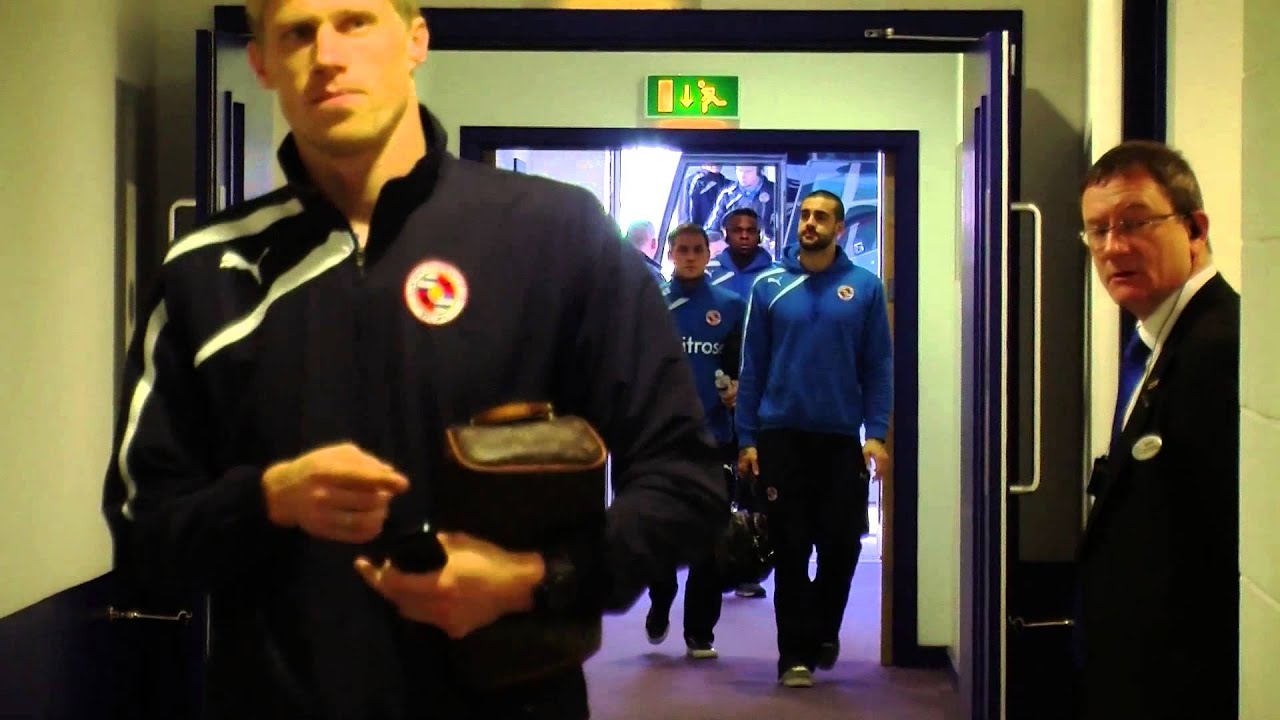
top-left (646, 75), bottom-right (739, 119)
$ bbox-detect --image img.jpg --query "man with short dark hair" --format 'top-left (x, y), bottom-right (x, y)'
top-left (704, 206), bottom-right (774, 600)
top-left (736, 189), bottom-right (893, 688)
top-left (706, 208), bottom-right (776, 299)
top-left (1075, 140), bottom-right (1239, 720)
top-left (644, 223), bottom-right (744, 661)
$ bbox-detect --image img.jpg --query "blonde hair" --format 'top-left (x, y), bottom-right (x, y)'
top-left (245, 0), bottom-right (421, 40)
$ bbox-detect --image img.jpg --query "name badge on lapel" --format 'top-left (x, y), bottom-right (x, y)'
top-left (1132, 434), bottom-right (1163, 461)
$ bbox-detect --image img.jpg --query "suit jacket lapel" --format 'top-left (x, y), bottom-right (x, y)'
top-left (1083, 274), bottom-right (1230, 546)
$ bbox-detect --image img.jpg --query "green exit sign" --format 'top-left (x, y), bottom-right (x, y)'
top-left (646, 75), bottom-right (739, 119)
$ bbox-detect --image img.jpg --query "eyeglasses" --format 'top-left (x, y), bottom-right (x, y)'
top-left (1078, 213), bottom-right (1183, 251)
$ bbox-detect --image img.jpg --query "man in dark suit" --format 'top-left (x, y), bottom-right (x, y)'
top-left (1076, 141), bottom-right (1240, 720)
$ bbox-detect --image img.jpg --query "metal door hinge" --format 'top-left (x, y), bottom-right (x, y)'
top-left (104, 606), bottom-right (193, 623)
top-left (864, 27), bottom-right (979, 42)
top-left (1009, 616), bottom-right (1074, 630)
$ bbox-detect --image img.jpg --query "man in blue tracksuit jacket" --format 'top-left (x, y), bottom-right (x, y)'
top-left (704, 206), bottom-right (774, 599)
top-left (644, 223), bottom-right (745, 661)
top-left (736, 190), bottom-right (893, 688)
top-left (100, 4), bottom-right (723, 718)
top-left (705, 207), bottom-right (776, 299)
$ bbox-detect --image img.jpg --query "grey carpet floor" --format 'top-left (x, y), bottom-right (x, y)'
top-left (582, 562), bottom-right (959, 720)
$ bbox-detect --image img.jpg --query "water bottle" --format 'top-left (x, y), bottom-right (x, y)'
top-left (715, 369), bottom-right (732, 398)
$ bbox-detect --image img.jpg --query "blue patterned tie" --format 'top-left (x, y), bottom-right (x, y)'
top-left (1111, 331), bottom-right (1152, 447)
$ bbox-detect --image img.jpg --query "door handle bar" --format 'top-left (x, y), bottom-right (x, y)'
top-left (169, 198), bottom-right (196, 245)
top-left (1009, 202), bottom-right (1042, 495)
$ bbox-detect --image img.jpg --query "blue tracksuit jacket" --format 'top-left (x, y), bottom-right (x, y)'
top-left (661, 277), bottom-right (746, 445)
top-left (735, 244), bottom-right (893, 449)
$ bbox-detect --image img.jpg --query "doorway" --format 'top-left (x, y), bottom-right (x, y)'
top-left (492, 143), bottom-right (889, 564)
top-left (461, 126), bottom-right (917, 667)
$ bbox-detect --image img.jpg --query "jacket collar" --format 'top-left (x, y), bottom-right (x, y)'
top-left (780, 242), bottom-right (852, 275)
top-left (716, 247), bottom-right (773, 274)
top-left (1082, 273), bottom-right (1232, 544)
top-left (665, 275), bottom-right (710, 301)
top-left (275, 105), bottom-right (448, 261)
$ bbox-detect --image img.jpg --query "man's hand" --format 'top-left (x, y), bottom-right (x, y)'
top-left (863, 439), bottom-right (890, 481)
top-left (354, 532), bottom-right (546, 639)
top-left (261, 442), bottom-right (409, 544)
top-left (737, 446), bottom-right (759, 479)
top-left (720, 379), bottom-right (738, 409)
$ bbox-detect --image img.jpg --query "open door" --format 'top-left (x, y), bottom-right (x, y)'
top-left (98, 32), bottom-right (219, 719)
top-left (195, 32), bottom-right (249, 222)
top-left (194, 30), bottom-right (218, 222)
top-left (959, 30), bottom-right (1064, 720)
top-left (958, 30), bottom-right (1010, 720)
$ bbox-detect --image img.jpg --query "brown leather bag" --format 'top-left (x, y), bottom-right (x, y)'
top-left (437, 402), bottom-right (607, 689)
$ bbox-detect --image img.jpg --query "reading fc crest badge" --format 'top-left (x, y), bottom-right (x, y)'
top-left (706, 309), bottom-right (722, 326)
top-left (404, 260), bottom-right (468, 326)
top-left (836, 285), bottom-right (855, 301)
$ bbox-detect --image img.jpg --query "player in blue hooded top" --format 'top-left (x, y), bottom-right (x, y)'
top-left (703, 206), bottom-right (775, 599)
top-left (645, 223), bottom-right (745, 661)
top-left (735, 190), bottom-right (893, 689)
top-left (705, 208), bottom-right (776, 300)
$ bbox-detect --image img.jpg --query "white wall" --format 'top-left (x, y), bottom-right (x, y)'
top-left (1167, 0), bottom-right (1244, 291)
top-left (1239, 0), bottom-right (1280, 714)
top-left (1084, 0), bottom-right (1123, 472)
top-left (1160, 0), bottom-right (1280, 713)
top-left (0, 0), bottom-right (153, 617)
top-left (418, 50), bottom-right (964, 648)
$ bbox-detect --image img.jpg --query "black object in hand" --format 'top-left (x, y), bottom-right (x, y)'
top-left (383, 524), bottom-right (448, 573)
